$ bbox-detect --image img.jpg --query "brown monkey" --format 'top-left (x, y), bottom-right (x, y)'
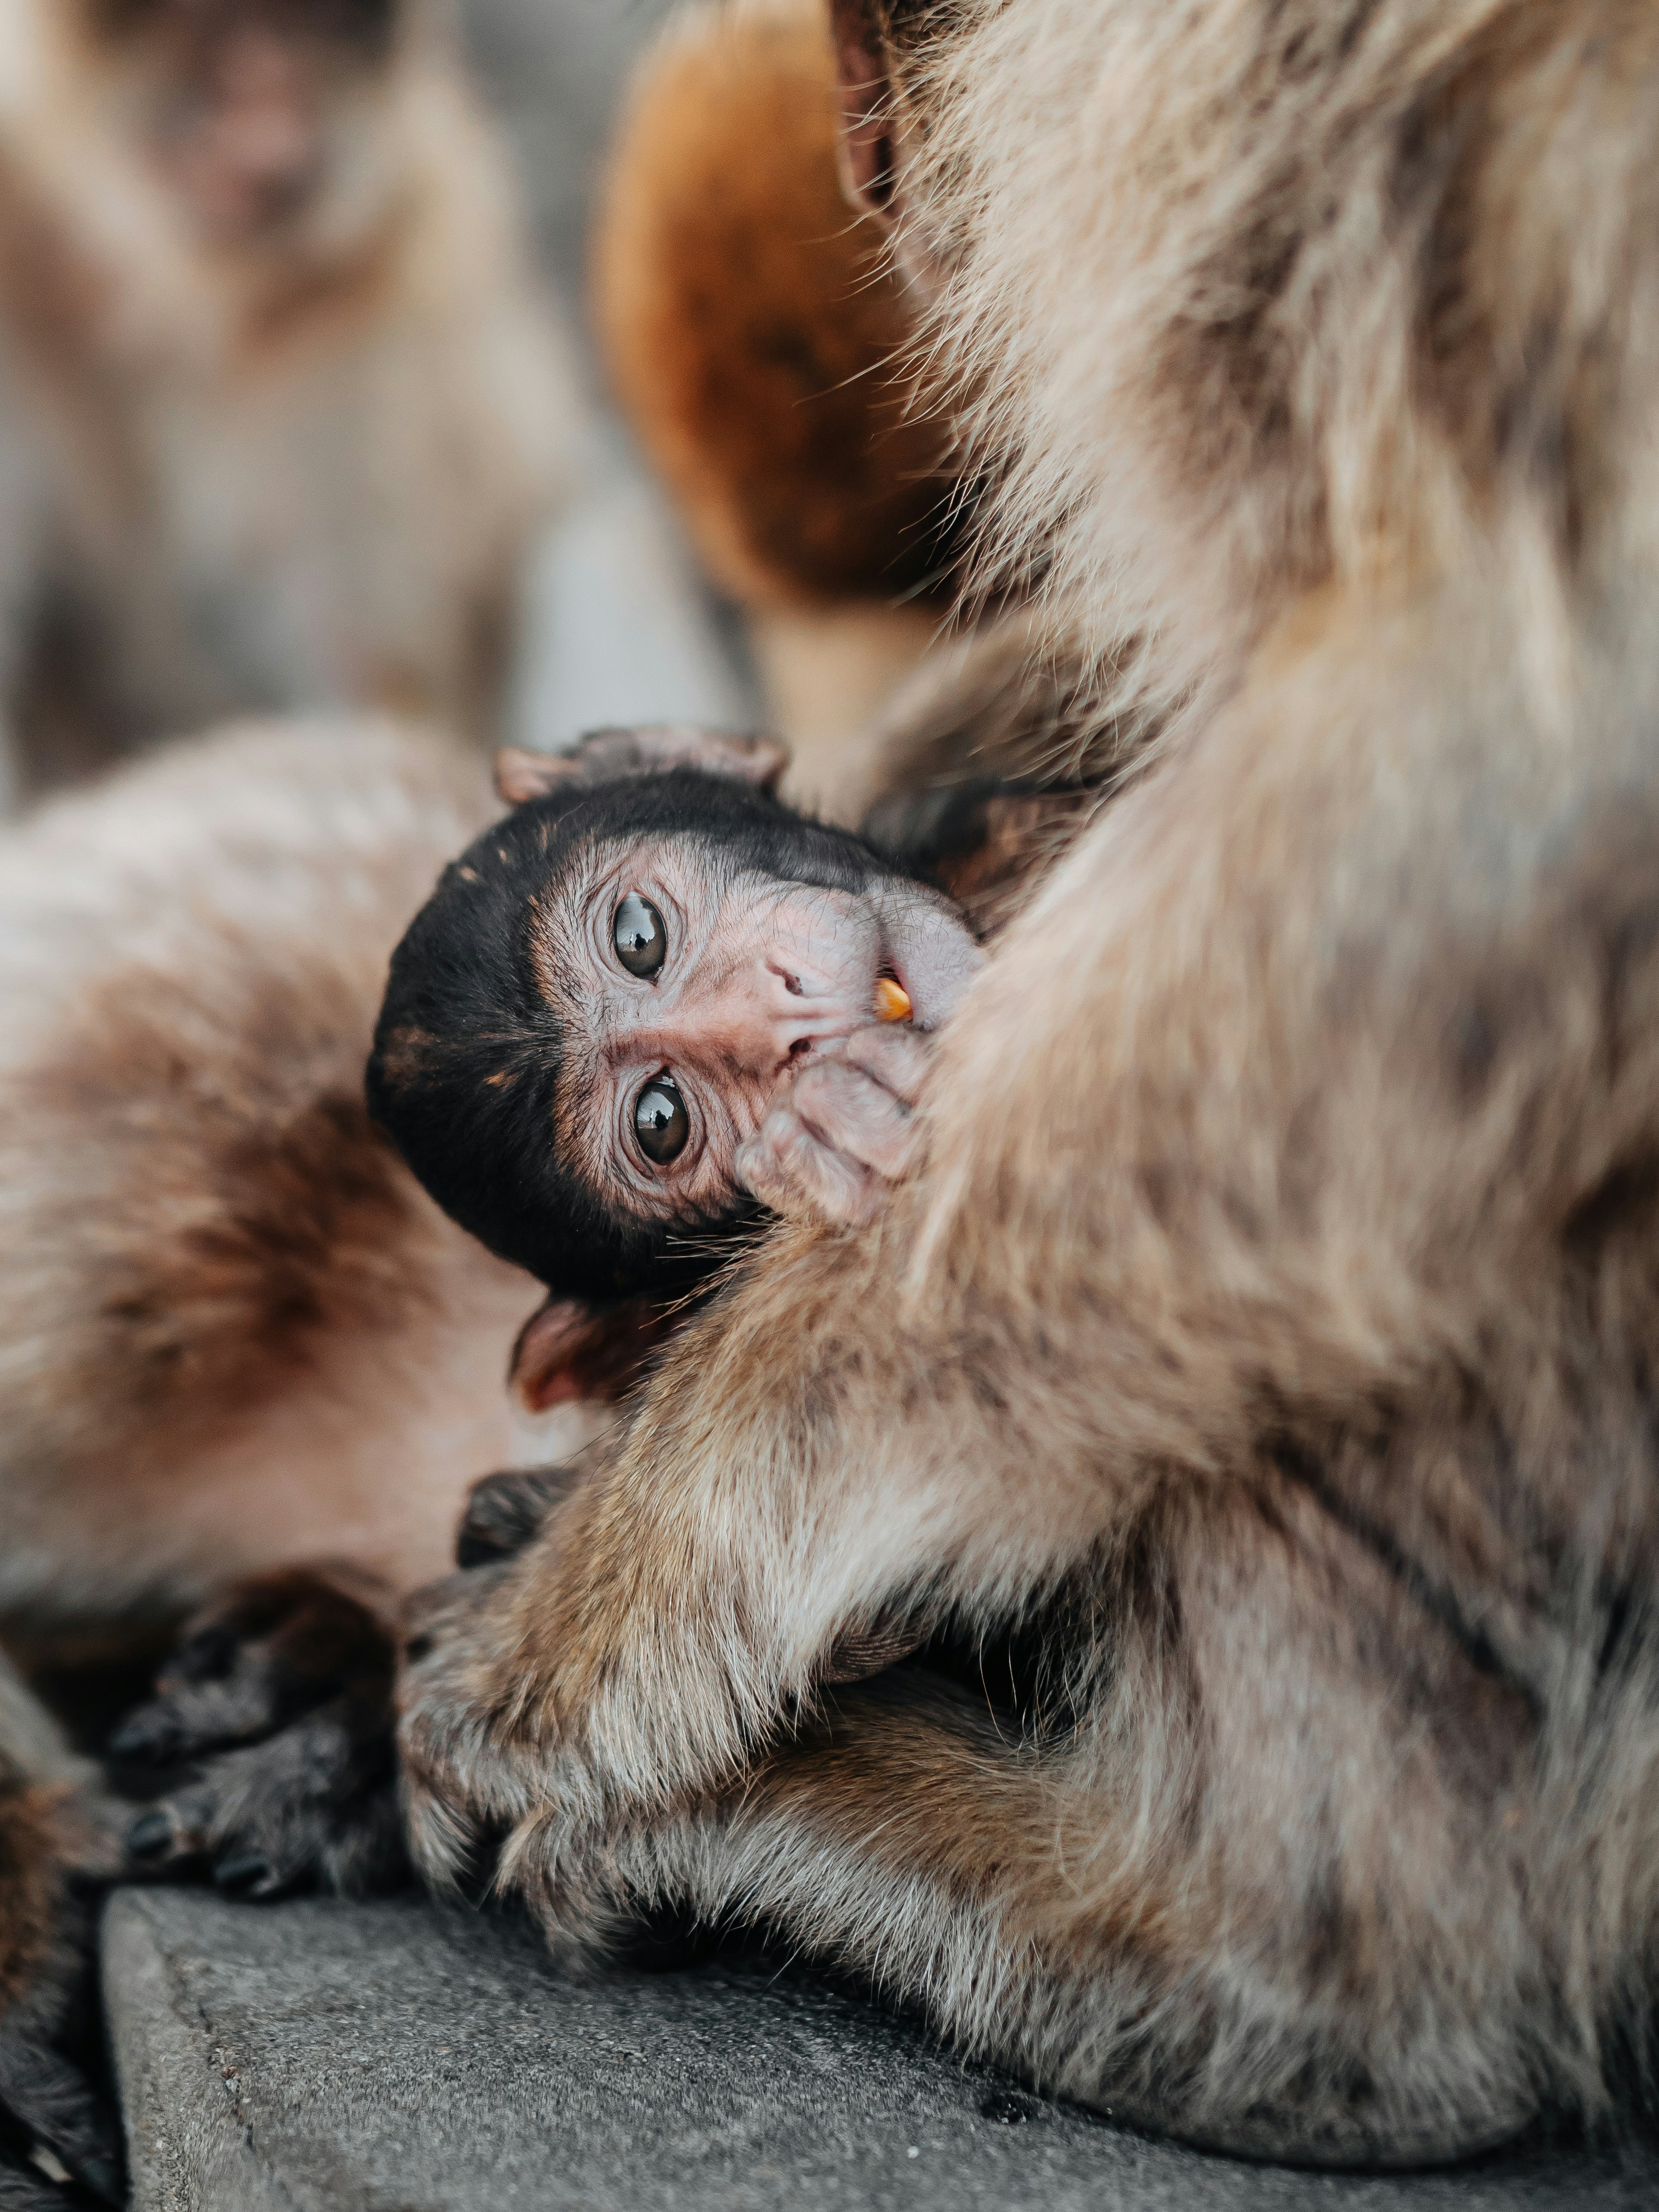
top-left (594, 0), bottom-right (962, 810)
top-left (44, 0), bottom-right (1659, 2170)
top-left (0, 0), bottom-right (576, 807)
top-left (0, 718), bottom-right (554, 1647)
top-left (0, 714), bottom-right (571, 2185)
top-left (96, 719), bottom-right (1081, 1888)
top-left (355, 0), bottom-right (1659, 2168)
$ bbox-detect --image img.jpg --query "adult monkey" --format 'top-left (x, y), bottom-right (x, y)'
top-left (145, 0), bottom-right (1659, 2167)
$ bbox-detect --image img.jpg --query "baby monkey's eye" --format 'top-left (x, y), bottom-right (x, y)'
top-left (634, 1075), bottom-right (689, 1165)
top-left (613, 891), bottom-right (666, 978)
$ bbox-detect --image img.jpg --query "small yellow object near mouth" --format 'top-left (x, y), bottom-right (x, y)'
top-left (873, 975), bottom-right (912, 1023)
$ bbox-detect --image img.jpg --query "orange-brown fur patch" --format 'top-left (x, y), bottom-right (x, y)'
top-left (594, 0), bottom-right (956, 611)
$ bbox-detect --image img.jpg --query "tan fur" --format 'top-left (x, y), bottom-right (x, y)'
top-left (0, 0), bottom-right (577, 806)
top-left (0, 718), bottom-right (561, 1641)
top-left (399, 0), bottom-right (1659, 2165)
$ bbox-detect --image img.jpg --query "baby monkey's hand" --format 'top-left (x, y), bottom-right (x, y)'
top-left (494, 725), bottom-right (789, 805)
top-left (736, 1022), bottom-right (931, 1228)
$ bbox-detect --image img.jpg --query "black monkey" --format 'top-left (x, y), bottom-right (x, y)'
top-left (366, 727), bottom-right (989, 1312)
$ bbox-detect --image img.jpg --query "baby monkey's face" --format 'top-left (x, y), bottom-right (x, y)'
top-left (533, 830), bottom-right (980, 1229)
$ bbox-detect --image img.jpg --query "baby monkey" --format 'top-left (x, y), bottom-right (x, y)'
top-left (367, 727), bottom-right (988, 1329)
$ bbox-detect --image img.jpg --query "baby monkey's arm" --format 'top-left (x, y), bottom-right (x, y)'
top-left (735, 1022), bottom-right (932, 1228)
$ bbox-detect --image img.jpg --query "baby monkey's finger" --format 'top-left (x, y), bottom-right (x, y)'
top-left (840, 1019), bottom-right (935, 1110)
top-left (789, 1057), bottom-right (916, 1182)
top-left (736, 1106), bottom-right (884, 1228)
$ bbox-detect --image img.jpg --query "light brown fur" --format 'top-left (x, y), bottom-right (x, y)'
top-left (0, 716), bottom-right (566, 2174)
top-left (397, 0), bottom-right (1659, 2165)
top-left (0, 0), bottom-right (577, 807)
top-left (0, 719), bottom-right (556, 1641)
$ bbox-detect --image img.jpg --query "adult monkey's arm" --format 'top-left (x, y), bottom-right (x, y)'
top-left (399, 579), bottom-right (1652, 1877)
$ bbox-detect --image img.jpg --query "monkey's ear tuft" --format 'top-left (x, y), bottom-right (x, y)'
top-left (510, 1294), bottom-right (684, 1413)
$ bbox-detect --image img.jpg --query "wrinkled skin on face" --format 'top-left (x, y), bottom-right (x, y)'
top-left (538, 829), bottom-right (982, 1235)
top-left (85, 1), bottom-right (401, 245)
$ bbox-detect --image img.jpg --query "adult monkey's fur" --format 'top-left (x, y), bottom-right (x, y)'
top-left (396, 0), bottom-right (1659, 2165)
top-left (0, 718), bottom-right (546, 2187)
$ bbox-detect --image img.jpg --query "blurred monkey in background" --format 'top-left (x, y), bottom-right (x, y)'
top-left (594, 0), bottom-right (965, 817)
top-left (594, 0), bottom-right (1114, 824)
top-left (0, 0), bottom-right (578, 809)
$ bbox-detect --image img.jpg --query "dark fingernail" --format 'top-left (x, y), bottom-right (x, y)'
top-left (126, 1810), bottom-right (174, 1860)
top-left (72, 2155), bottom-right (124, 2206)
top-left (214, 1851), bottom-right (273, 1896)
top-left (174, 1623), bottom-right (238, 1683)
top-left (107, 1714), bottom-right (159, 1757)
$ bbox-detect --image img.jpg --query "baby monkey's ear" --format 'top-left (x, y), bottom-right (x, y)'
top-left (509, 1293), bottom-right (685, 1414)
top-left (493, 725), bottom-right (790, 807)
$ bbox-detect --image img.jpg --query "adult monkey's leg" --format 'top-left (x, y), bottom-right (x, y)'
top-left (410, 1443), bottom-right (1563, 2165)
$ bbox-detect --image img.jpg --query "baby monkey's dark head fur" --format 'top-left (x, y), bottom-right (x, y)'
top-left (368, 760), bottom-right (912, 1304)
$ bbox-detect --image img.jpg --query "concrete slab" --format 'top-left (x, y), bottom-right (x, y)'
top-left (105, 1890), bottom-right (1654, 2212)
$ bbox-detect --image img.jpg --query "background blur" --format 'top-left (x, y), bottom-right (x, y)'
top-left (461, 0), bottom-right (677, 307)
top-left (460, 0), bottom-right (762, 745)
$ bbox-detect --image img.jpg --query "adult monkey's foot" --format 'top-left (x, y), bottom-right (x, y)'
top-left (112, 1570), bottom-right (406, 1902)
top-left (0, 1777), bottom-right (124, 2207)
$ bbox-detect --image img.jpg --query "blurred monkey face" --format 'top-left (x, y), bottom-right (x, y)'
top-left (83, 2), bottom-right (405, 246)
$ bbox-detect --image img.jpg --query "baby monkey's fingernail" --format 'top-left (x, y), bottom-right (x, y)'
top-left (873, 977), bottom-right (912, 1023)
top-left (126, 1811), bottom-right (174, 1860)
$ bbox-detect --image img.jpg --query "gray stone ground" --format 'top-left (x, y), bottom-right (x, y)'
top-left (105, 1893), bottom-right (1657, 2212)
top-left (89, 12), bottom-right (1659, 2209)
